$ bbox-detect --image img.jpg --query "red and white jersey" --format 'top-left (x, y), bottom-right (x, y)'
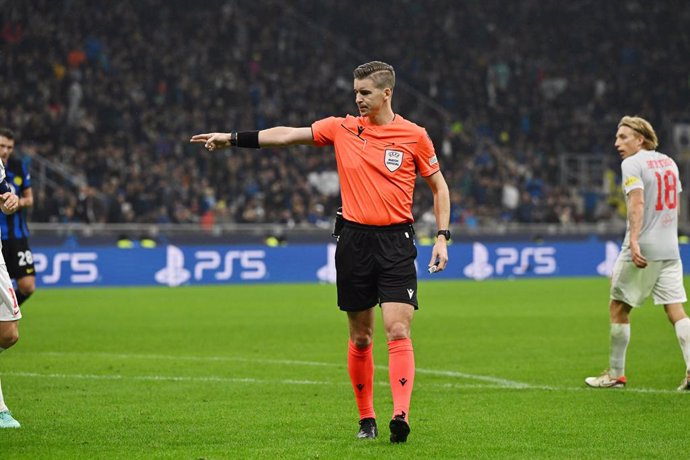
top-left (621, 149), bottom-right (682, 260)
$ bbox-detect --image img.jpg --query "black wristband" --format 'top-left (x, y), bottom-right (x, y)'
top-left (230, 131), bottom-right (238, 147)
top-left (236, 131), bottom-right (260, 149)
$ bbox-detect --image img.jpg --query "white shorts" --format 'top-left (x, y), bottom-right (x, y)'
top-left (0, 264), bottom-right (20, 321)
top-left (610, 251), bottom-right (687, 307)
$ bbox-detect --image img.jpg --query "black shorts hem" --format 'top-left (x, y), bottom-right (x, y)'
top-left (338, 303), bottom-right (377, 313)
top-left (338, 299), bottom-right (418, 312)
top-left (380, 299), bottom-right (419, 310)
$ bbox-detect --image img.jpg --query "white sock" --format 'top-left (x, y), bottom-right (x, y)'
top-left (0, 378), bottom-right (7, 412)
top-left (609, 323), bottom-right (630, 378)
top-left (674, 317), bottom-right (690, 375)
top-left (0, 346), bottom-right (7, 412)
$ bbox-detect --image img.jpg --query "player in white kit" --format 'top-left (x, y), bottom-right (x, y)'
top-left (586, 116), bottom-right (690, 391)
top-left (0, 156), bottom-right (21, 427)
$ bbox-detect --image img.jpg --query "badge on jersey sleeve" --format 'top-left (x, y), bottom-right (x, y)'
top-left (624, 176), bottom-right (640, 187)
top-left (384, 149), bottom-right (404, 172)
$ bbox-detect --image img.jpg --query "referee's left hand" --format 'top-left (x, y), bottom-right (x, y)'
top-left (429, 238), bottom-right (449, 272)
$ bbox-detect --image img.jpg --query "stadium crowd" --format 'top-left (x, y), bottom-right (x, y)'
top-left (0, 0), bottom-right (688, 228)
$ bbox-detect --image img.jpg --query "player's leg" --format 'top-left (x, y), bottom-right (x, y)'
top-left (607, 299), bottom-right (632, 380)
top-left (0, 261), bottom-right (22, 427)
top-left (381, 301), bottom-right (414, 443)
top-left (6, 240), bottom-right (36, 306)
top-left (0, 320), bottom-right (19, 349)
top-left (587, 256), bottom-right (655, 388)
top-left (0, 320), bottom-right (20, 428)
top-left (664, 303), bottom-right (690, 390)
top-left (652, 260), bottom-right (689, 390)
top-left (15, 275), bottom-right (35, 306)
top-left (585, 298), bottom-right (631, 388)
top-left (585, 299), bottom-right (632, 387)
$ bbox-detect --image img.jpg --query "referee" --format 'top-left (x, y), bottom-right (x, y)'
top-left (0, 129), bottom-right (36, 306)
top-left (191, 61), bottom-right (450, 443)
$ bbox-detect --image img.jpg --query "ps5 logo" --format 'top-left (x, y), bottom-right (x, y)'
top-left (317, 243), bottom-right (337, 284)
top-left (155, 245), bottom-right (267, 287)
top-left (597, 241), bottom-right (620, 277)
top-left (155, 246), bottom-right (191, 286)
top-left (33, 252), bottom-right (99, 284)
top-left (464, 243), bottom-right (557, 280)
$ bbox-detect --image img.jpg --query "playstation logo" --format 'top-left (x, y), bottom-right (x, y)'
top-left (597, 241), bottom-right (620, 277)
top-left (155, 245), bottom-right (191, 287)
top-left (317, 243), bottom-right (337, 284)
top-left (463, 242), bottom-right (493, 280)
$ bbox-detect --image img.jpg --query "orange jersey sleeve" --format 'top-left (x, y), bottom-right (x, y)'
top-left (312, 114), bottom-right (440, 226)
top-left (413, 130), bottom-right (440, 178)
top-left (312, 116), bottom-right (342, 146)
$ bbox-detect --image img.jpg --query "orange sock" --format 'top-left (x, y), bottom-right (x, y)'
top-left (388, 338), bottom-right (414, 422)
top-left (348, 340), bottom-right (375, 420)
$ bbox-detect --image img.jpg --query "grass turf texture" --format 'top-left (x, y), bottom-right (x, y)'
top-left (1, 278), bottom-right (688, 459)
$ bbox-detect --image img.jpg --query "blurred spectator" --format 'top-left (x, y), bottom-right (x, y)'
top-left (0, 0), bottom-right (687, 227)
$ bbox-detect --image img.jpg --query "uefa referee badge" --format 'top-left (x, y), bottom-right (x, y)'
top-left (384, 149), bottom-right (404, 172)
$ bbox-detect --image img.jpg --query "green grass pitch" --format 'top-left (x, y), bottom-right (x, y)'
top-left (1, 278), bottom-right (689, 458)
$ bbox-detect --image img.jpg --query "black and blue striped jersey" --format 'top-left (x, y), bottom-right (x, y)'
top-left (0, 156), bottom-right (31, 240)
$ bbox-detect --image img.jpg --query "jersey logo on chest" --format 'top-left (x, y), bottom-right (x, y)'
top-left (384, 149), bottom-right (404, 172)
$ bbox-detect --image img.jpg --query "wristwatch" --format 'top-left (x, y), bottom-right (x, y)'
top-left (437, 230), bottom-right (451, 240)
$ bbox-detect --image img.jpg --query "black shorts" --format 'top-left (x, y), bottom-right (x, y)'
top-left (2, 238), bottom-right (36, 279)
top-left (335, 220), bottom-right (418, 312)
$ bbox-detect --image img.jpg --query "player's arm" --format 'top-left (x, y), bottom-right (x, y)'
top-left (423, 171), bottom-right (451, 272)
top-left (190, 127), bottom-right (315, 151)
top-left (627, 188), bottom-right (647, 268)
top-left (18, 187), bottom-right (33, 209)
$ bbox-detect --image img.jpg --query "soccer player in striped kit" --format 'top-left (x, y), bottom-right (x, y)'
top-left (192, 61), bottom-right (451, 442)
top-left (0, 129), bottom-right (36, 307)
top-left (585, 116), bottom-right (690, 391)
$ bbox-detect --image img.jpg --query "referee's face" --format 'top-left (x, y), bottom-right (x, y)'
top-left (0, 136), bottom-right (13, 164)
top-left (353, 78), bottom-right (389, 118)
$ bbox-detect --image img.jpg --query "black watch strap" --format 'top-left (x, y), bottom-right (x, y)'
top-left (437, 230), bottom-right (451, 240)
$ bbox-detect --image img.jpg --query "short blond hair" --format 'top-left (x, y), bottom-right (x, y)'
top-left (353, 61), bottom-right (395, 90)
top-left (618, 115), bottom-right (659, 150)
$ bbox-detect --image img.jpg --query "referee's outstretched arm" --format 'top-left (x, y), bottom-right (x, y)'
top-left (190, 126), bottom-right (316, 151)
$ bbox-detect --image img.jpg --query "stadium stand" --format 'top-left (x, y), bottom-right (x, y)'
top-left (1, 0), bottom-right (689, 229)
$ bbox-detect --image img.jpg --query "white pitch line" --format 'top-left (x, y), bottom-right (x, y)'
top-left (19, 351), bottom-right (530, 387)
top-left (31, 351), bottom-right (337, 367)
top-left (413, 368), bottom-right (533, 388)
top-left (8, 351), bottom-right (686, 394)
top-left (4, 371), bottom-right (506, 389)
top-left (5, 371), bottom-right (331, 386)
top-left (2, 371), bottom-right (684, 394)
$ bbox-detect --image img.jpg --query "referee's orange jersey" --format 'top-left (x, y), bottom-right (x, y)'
top-left (312, 114), bottom-right (440, 226)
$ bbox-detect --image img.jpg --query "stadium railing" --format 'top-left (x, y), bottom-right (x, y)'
top-left (27, 221), bottom-right (637, 247)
